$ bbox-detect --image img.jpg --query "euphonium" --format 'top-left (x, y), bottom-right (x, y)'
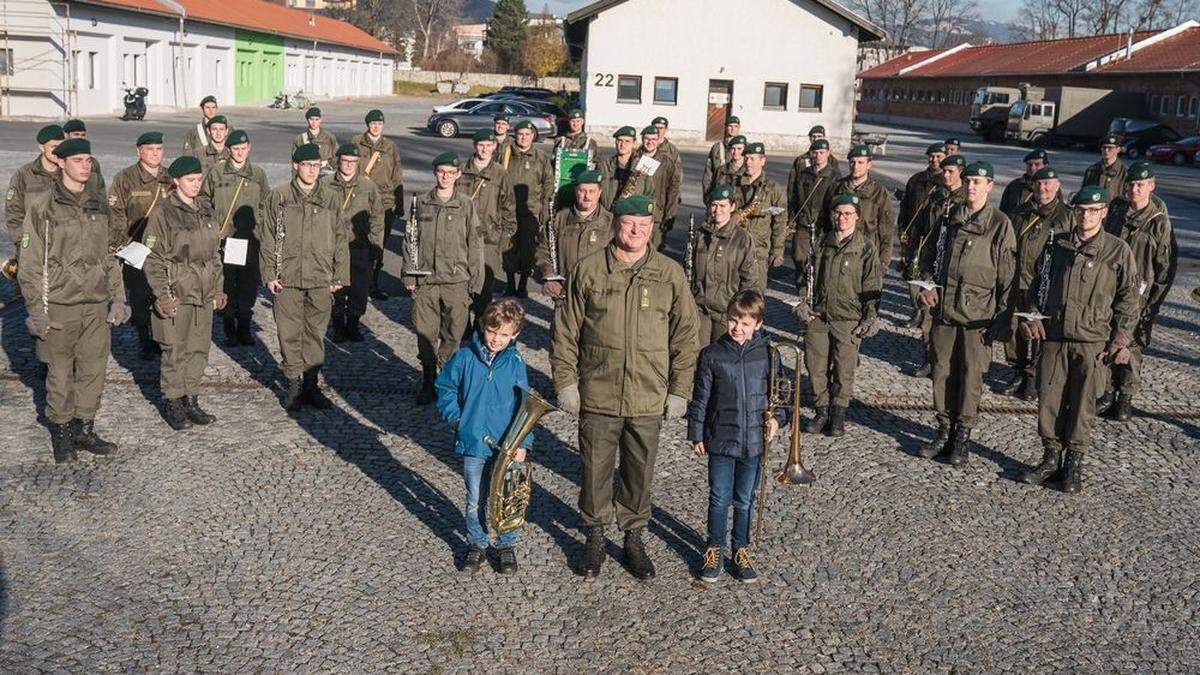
top-left (1, 257), bottom-right (17, 279)
top-left (753, 341), bottom-right (815, 545)
top-left (485, 389), bottom-right (559, 534)
top-left (616, 151), bottom-right (647, 201)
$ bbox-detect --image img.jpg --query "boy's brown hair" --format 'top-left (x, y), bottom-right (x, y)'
top-left (478, 297), bottom-right (525, 332)
top-left (726, 290), bottom-right (765, 323)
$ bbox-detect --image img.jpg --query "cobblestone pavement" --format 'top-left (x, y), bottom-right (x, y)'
top-left (1, 102), bottom-right (1199, 670)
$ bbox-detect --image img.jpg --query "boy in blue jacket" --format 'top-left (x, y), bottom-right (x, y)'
top-left (687, 291), bottom-right (786, 584)
top-left (435, 298), bottom-right (531, 574)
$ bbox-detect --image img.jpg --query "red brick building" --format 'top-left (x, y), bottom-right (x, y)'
top-left (856, 21), bottom-right (1200, 137)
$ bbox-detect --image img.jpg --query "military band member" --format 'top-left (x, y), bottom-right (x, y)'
top-left (1081, 134), bottom-right (1127, 199)
top-left (293, 107), bottom-right (339, 171)
top-left (535, 169), bottom-right (611, 301)
top-left (191, 115), bottom-right (231, 171)
top-left (503, 120), bottom-right (553, 298)
top-left (651, 116), bottom-right (681, 165)
top-left (259, 144), bottom-right (348, 411)
top-left (704, 115), bottom-right (740, 190)
top-left (1097, 161), bottom-right (1177, 422)
top-left (551, 194), bottom-right (699, 580)
top-left (788, 138), bottom-right (838, 284)
top-left (826, 145), bottom-right (894, 292)
top-left (17, 139), bottom-right (128, 462)
top-left (999, 149), bottom-right (1048, 220)
top-left (943, 137), bottom-right (962, 157)
top-left (460, 129), bottom-right (517, 314)
top-left (703, 135), bottom-right (746, 196)
top-left (143, 156), bottom-right (226, 431)
top-left (182, 95), bottom-right (221, 156)
top-left (108, 131), bottom-right (171, 360)
top-left (915, 161), bottom-right (1015, 466)
top-left (805, 126), bottom-right (840, 174)
top-left (62, 119), bottom-right (105, 189)
top-left (200, 129), bottom-right (270, 346)
top-left (352, 109), bottom-right (405, 301)
top-left (999, 166), bottom-right (1070, 401)
top-left (896, 143), bottom-right (946, 329)
top-left (326, 143), bottom-right (384, 343)
top-left (7, 125), bottom-right (67, 245)
top-left (494, 114), bottom-right (514, 168)
top-left (643, 124), bottom-right (683, 250)
top-left (556, 108), bottom-right (599, 153)
top-left (794, 193), bottom-right (881, 437)
top-left (599, 126), bottom-right (653, 212)
top-left (405, 152), bottom-right (484, 405)
top-left (1018, 186), bottom-right (1139, 493)
top-left (734, 142), bottom-right (786, 294)
top-left (692, 185), bottom-right (755, 346)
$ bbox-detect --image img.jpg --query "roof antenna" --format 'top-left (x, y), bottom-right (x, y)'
top-left (1126, 28), bottom-right (1132, 59)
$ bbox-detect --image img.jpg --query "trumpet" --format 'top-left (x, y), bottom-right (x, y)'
top-left (485, 389), bottom-right (559, 534)
top-left (1, 257), bottom-right (16, 279)
top-left (753, 341), bottom-right (815, 546)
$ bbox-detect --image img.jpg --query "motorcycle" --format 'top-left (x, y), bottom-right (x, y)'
top-left (121, 83), bottom-right (148, 121)
top-left (269, 91), bottom-right (291, 110)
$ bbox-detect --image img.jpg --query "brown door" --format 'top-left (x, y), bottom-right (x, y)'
top-left (706, 80), bottom-right (734, 142)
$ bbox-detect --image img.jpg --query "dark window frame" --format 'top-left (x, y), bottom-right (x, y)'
top-left (652, 76), bottom-right (678, 106)
top-left (616, 74), bottom-right (642, 104)
top-left (763, 81), bottom-right (788, 110)
top-left (798, 83), bottom-right (823, 111)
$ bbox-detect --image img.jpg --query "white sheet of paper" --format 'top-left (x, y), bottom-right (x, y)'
top-left (1015, 312), bottom-right (1049, 321)
top-left (115, 242), bottom-right (151, 270)
top-left (223, 238), bottom-right (248, 266)
top-left (766, 206), bottom-right (785, 216)
top-left (635, 154), bottom-right (661, 177)
top-left (907, 280), bottom-right (940, 292)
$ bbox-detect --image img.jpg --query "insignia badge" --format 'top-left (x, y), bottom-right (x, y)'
top-left (5, 188), bottom-right (13, 201)
top-left (639, 286), bottom-right (649, 310)
top-left (145, 234), bottom-right (157, 249)
top-left (108, 195), bottom-right (118, 206)
top-left (20, 232), bottom-right (29, 248)
top-left (588, 231), bottom-right (597, 244)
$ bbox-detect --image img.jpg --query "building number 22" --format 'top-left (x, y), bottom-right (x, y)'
top-left (593, 73), bottom-right (614, 87)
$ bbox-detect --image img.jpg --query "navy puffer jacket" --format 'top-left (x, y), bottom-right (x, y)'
top-left (686, 331), bottom-right (788, 459)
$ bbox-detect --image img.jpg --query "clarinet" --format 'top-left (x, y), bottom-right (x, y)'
top-left (545, 152), bottom-right (564, 281)
top-left (806, 220), bottom-right (816, 307)
top-left (407, 195), bottom-right (430, 276)
top-left (42, 216), bottom-right (50, 320)
top-left (273, 193), bottom-right (285, 282)
top-left (683, 213), bottom-right (697, 287)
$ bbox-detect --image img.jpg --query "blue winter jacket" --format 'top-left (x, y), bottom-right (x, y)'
top-left (435, 332), bottom-right (533, 458)
top-left (686, 331), bottom-right (788, 459)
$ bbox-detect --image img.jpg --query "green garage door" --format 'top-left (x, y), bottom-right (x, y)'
top-left (234, 29), bottom-right (284, 104)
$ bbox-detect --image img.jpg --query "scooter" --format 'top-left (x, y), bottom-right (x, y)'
top-left (269, 91), bottom-right (291, 109)
top-left (121, 83), bottom-right (148, 121)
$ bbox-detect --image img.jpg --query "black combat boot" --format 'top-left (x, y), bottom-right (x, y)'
top-left (581, 526), bottom-right (606, 578)
top-left (416, 363), bottom-right (437, 405)
top-left (48, 422), bottom-right (77, 464)
top-left (236, 316), bottom-right (254, 346)
top-left (918, 418), bottom-right (952, 459)
top-left (164, 397), bottom-right (193, 430)
top-left (301, 368), bottom-right (334, 410)
top-left (1112, 393), bottom-right (1133, 422)
top-left (283, 378), bottom-right (304, 412)
top-left (623, 528), bottom-right (656, 580)
top-left (1095, 390), bottom-right (1116, 417)
top-left (1018, 375), bottom-right (1038, 402)
top-left (516, 273), bottom-right (529, 299)
top-left (330, 311), bottom-right (347, 343)
top-left (805, 407), bottom-right (829, 434)
top-left (947, 425), bottom-right (972, 467)
top-left (998, 371), bottom-right (1024, 396)
top-left (223, 315), bottom-right (238, 345)
top-left (826, 406), bottom-right (846, 438)
top-left (185, 395), bottom-right (216, 425)
top-left (1057, 449), bottom-right (1084, 494)
top-left (70, 419), bottom-right (117, 456)
top-left (1018, 442), bottom-right (1061, 486)
top-left (137, 325), bottom-right (159, 360)
top-left (345, 316), bottom-right (365, 342)
top-left (907, 361), bottom-right (932, 378)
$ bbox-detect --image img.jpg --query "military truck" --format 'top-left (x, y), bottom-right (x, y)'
top-left (969, 86), bottom-right (1028, 142)
top-left (1005, 86), bottom-right (1144, 147)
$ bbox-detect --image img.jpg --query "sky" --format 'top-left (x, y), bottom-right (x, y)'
top-left (536, 0), bottom-right (1022, 24)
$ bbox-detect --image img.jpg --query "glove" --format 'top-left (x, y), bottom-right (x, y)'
top-left (542, 279), bottom-right (565, 299)
top-left (664, 394), bottom-right (688, 419)
top-left (556, 383), bottom-right (580, 417)
top-left (769, 254), bottom-right (784, 268)
top-left (212, 292), bottom-right (228, 311)
top-left (107, 302), bottom-right (131, 326)
top-left (154, 297), bottom-right (180, 319)
top-left (852, 317), bottom-right (880, 339)
top-left (1021, 319), bottom-right (1046, 341)
top-left (983, 321), bottom-right (1012, 345)
top-left (792, 301), bottom-right (812, 326)
top-left (25, 313), bottom-right (51, 339)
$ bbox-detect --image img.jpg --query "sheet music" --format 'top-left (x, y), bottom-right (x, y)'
top-left (115, 242), bottom-right (152, 270)
top-left (634, 155), bottom-right (661, 176)
top-left (223, 238), bottom-right (249, 266)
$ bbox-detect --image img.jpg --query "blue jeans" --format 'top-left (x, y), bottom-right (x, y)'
top-left (463, 455), bottom-right (518, 549)
top-left (706, 454), bottom-right (762, 552)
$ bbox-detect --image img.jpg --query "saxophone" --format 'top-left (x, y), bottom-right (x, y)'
top-left (616, 151), bottom-right (647, 201)
top-left (732, 184), bottom-right (764, 227)
top-left (485, 389), bottom-right (558, 534)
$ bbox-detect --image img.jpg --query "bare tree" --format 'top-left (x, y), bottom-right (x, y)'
top-left (851, 0), bottom-right (930, 50)
top-left (926, 0), bottom-right (980, 47)
top-left (1051, 0), bottom-right (1089, 36)
top-left (404, 0), bottom-right (465, 63)
top-left (1083, 0), bottom-right (1134, 33)
top-left (1010, 0), bottom-right (1064, 40)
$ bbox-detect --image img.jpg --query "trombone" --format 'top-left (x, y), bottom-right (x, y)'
top-left (754, 341), bottom-right (816, 546)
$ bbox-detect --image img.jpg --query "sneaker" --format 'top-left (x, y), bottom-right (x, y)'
top-left (498, 547), bottom-right (518, 575)
top-left (698, 546), bottom-right (722, 583)
top-left (732, 548), bottom-right (759, 584)
top-left (461, 545), bottom-right (485, 573)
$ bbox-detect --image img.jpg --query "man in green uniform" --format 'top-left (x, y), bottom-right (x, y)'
top-left (691, 185), bottom-right (755, 346)
top-left (943, 137), bottom-right (962, 157)
top-left (642, 124), bottom-right (682, 250)
top-left (259, 144), bottom-right (348, 411)
top-left (460, 129), bottom-right (516, 314)
top-left (703, 135), bottom-right (746, 196)
top-left (789, 138), bottom-right (838, 289)
top-left (405, 152), bottom-right (483, 404)
top-left (108, 131), bottom-right (170, 359)
top-left (599, 126), bottom-right (653, 212)
top-left (1081, 134), bottom-right (1127, 200)
top-left (804, 126), bottom-right (841, 174)
top-left (826, 145), bottom-right (894, 293)
top-left (795, 192), bottom-right (881, 437)
top-left (1097, 161), bottom-right (1177, 421)
top-left (352, 109), bottom-right (405, 301)
top-left (896, 143), bottom-right (946, 329)
top-left (1018, 186), bottom-right (1139, 493)
top-left (17, 139), bottom-right (128, 462)
top-left (294, 107), bottom-right (339, 171)
top-left (144, 156), bottom-right (226, 430)
top-left (536, 169), bottom-right (611, 301)
top-left (326, 143), bottom-right (384, 343)
top-left (190, 115), bottom-right (231, 171)
top-left (556, 108), bottom-right (599, 154)
top-left (62, 119), bottom-right (105, 189)
top-left (503, 120), bottom-right (553, 298)
top-left (651, 116), bottom-right (680, 165)
top-left (182, 95), bottom-right (222, 156)
top-left (494, 114), bottom-right (514, 169)
top-left (704, 115), bottom-right (740, 191)
top-left (200, 129), bottom-right (270, 346)
top-left (7, 125), bottom-right (66, 245)
top-left (735, 142), bottom-right (787, 295)
top-left (915, 161), bottom-right (1015, 467)
top-left (999, 149), bottom-right (1047, 220)
top-left (551, 194), bottom-right (698, 580)
top-left (998, 166), bottom-right (1070, 401)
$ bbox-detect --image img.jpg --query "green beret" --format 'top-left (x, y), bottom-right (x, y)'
top-left (847, 145), bottom-right (872, 159)
top-left (199, 95), bottom-right (217, 107)
top-left (810, 139), bottom-right (830, 151)
top-left (336, 142), bottom-right (358, 157)
top-left (206, 115), bottom-right (228, 128)
top-left (1127, 161), bottom-right (1154, 180)
top-left (613, 194), bottom-right (654, 217)
top-left (965, 161), bottom-right (994, 179)
top-left (1099, 134), bottom-right (1120, 147)
top-left (808, 125), bottom-right (826, 135)
top-left (613, 126), bottom-right (637, 139)
top-left (651, 116), bottom-right (669, 127)
top-left (493, 114), bottom-right (510, 123)
top-left (726, 135), bottom-right (747, 147)
top-left (226, 130), bottom-right (249, 146)
top-left (514, 120), bottom-right (535, 132)
top-left (37, 125), bottom-right (64, 144)
top-left (136, 131), bottom-right (164, 146)
top-left (1032, 167), bottom-right (1059, 181)
top-left (305, 107), bottom-right (322, 119)
top-left (574, 169), bottom-right (602, 185)
top-left (292, 143), bottom-right (322, 163)
top-left (726, 116), bottom-right (740, 125)
top-left (52, 138), bottom-right (90, 159)
top-left (167, 155), bottom-right (202, 177)
top-left (1072, 186), bottom-right (1109, 205)
top-left (940, 154), bottom-right (966, 169)
top-left (431, 151), bottom-right (460, 168)
top-left (829, 192), bottom-right (861, 211)
top-left (365, 109), bottom-right (385, 123)
top-left (745, 142), bottom-right (765, 156)
top-left (706, 185), bottom-right (736, 203)
top-left (925, 142), bottom-right (946, 155)
top-left (640, 125), bottom-right (658, 136)
top-left (944, 137), bottom-right (961, 146)
top-left (568, 108), bottom-right (584, 119)
top-left (62, 119), bottom-right (86, 134)
top-left (472, 129), bottom-right (496, 143)
top-left (1023, 149), bottom-right (1048, 163)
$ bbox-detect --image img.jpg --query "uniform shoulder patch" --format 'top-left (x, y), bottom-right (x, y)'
top-left (108, 194), bottom-right (119, 207)
top-left (144, 234), bottom-right (157, 249)
top-left (6, 188), bottom-right (13, 202)
top-left (20, 232), bottom-right (29, 248)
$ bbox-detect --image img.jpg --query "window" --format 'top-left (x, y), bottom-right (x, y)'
top-left (1149, 94), bottom-right (1159, 114)
top-left (617, 75), bottom-right (641, 103)
top-left (798, 83), bottom-right (823, 111)
top-left (653, 77), bottom-right (677, 105)
top-left (1160, 95), bottom-right (1170, 115)
top-left (1190, 96), bottom-right (1198, 117)
top-left (763, 82), bottom-right (788, 110)
top-left (1044, 103), bottom-right (1055, 119)
top-left (1030, 104), bottom-right (1042, 116)
top-left (214, 59), bottom-right (222, 87)
top-left (1177, 96), bottom-right (1187, 116)
top-left (88, 51), bottom-right (98, 89)
top-left (0, 48), bottom-right (12, 76)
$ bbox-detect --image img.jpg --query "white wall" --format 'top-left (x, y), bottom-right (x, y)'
top-left (578, 0), bottom-right (861, 152)
top-left (282, 38), bottom-right (393, 99)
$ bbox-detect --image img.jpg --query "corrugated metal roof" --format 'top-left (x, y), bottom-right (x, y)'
top-left (858, 48), bottom-right (947, 78)
top-left (1095, 26), bottom-right (1200, 73)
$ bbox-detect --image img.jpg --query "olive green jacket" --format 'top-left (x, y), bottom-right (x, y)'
top-left (405, 188), bottom-right (483, 293)
top-left (645, 148), bottom-right (682, 223)
top-left (1013, 197), bottom-right (1071, 298)
top-left (703, 159), bottom-right (746, 197)
top-left (734, 173), bottom-right (787, 260)
top-left (692, 220), bottom-right (755, 316)
top-left (922, 202), bottom-right (1016, 330)
top-left (1081, 160), bottom-right (1127, 201)
top-left (7, 156), bottom-right (103, 244)
top-left (182, 117), bottom-right (228, 157)
top-left (599, 153), bottom-right (653, 214)
top-left (506, 145), bottom-right (554, 224)
top-left (143, 194), bottom-right (223, 307)
top-left (1104, 196), bottom-right (1177, 323)
top-left (258, 180), bottom-right (349, 290)
top-left (905, 183), bottom-right (965, 272)
top-left (459, 157), bottom-right (517, 270)
top-left (802, 229), bottom-right (881, 323)
top-left (325, 172), bottom-right (385, 253)
top-left (192, 143), bottom-right (230, 173)
top-left (1027, 230), bottom-right (1139, 344)
top-left (704, 139), bottom-right (731, 192)
top-left (293, 128), bottom-right (339, 169)
top-left (551, 245), bottom-right (699, 417)
top-left (557, 132), bottom-right (599, 154)
top-left (898, 169), bottom-right (941, 248)
top-left (199, 159), bottom-right (270, 241)
top-left (825, 175), bottom-right (894, 284)
top-left (108, 162), bottom-right (171, 247)
top-left (352, 133), bottom-right (405, 209)
top-left (536, 205), bottom-right (612, 281)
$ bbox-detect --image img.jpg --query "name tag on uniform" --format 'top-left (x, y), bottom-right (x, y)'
top-left (116, 241), bottom-right (151, 270)
top-left (640, 286), bottom-right (650, 309)
top-left (224, 238), bottom-right (248, 266)
top-left (131, 190), bottom-right (152, 197)
top-left (767, 207), bottom-right (785, 216)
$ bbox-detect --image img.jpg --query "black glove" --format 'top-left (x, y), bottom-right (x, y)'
top-left (792, 301), bottom-right (812, 326)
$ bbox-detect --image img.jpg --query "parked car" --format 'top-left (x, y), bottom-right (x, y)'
top-left (426, 100), bottom-right (555, 140)
top-left (489, 86), bottom-right (557, 100)
top-left (1108, 118), bottom-right (1181, 159)
top-left (1147, 135), bottom-right (1200, 165)
top-left (432, 97), bottom-right (488, 114)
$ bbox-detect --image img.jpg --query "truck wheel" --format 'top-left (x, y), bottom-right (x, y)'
top-left (1172, 152), bottom-right (1187, 166)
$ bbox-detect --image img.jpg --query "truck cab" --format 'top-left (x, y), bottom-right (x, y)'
top-left (1006, 99), bottom-right (1057, 145)
top-left (969, 87), bottom-right (1020, 141)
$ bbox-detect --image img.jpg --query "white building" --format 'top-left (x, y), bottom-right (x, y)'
top-left (565, 0), bottom-right (884, 153)
top-left (453, 23), bottom-right (487, 57)
top-left (0, 0), bottom-right (396, 119)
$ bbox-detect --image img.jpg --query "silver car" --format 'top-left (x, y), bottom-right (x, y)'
top-left (427, 100), bottom-right (555, 140)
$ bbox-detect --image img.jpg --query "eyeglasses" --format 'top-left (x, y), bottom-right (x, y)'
top-left (1073, 206), bottom-right (1106, 216)
top-left (297, 161), bottom-right (322, 170)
